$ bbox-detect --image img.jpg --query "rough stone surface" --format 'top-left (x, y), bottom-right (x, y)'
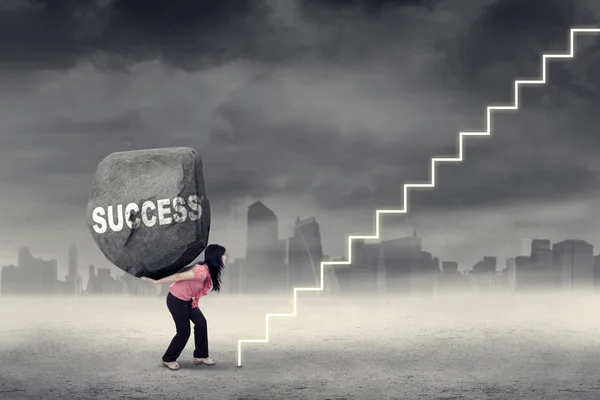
top-left (86, 147), bottom-right (210, 279)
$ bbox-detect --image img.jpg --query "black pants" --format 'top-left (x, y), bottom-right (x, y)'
top-left (162, 292), bottom-right (209, 362)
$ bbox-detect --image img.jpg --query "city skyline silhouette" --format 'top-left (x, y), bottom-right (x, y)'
top-left (3, 200), bottom-right (599, 297)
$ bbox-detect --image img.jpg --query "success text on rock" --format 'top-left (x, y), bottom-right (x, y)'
top-left (90, 195), bottom-right (203, 234)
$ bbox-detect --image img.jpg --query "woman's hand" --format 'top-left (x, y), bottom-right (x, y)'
top-left (140, 276), bottom-right (157, 284)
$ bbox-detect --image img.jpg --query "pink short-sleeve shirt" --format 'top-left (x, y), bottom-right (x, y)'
top-left (169, 264), bottom-right (212, 308)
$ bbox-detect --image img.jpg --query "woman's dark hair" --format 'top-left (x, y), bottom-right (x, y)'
top-left (201, 244), bottom-right (226, 292)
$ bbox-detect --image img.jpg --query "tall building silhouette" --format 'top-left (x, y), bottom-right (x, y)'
top-left (530, 239), bottom-right (554, 289)
top-left (87, 264), bottom-right (99, 293)
top-left (0, 245), bottom-right (159, 297)
top-left (379, 231), bottom-right (422, 293)
top-left (68, 243), bottom-right (78, 279)
top-left (0, 265), bottom-right (17, 296)
top-left (506, 258), bottom-right (516, 292)
top-left (472, 257), bottom-right (496, 274)
top-left (442, 261), bottom-right (459, 273)
top-left (86, 265), bottom-right (127, 295)
top-left (469, 257), bottom-right (497, 292)
top-left (244, 201), bottom-right (287, 293)
top-left (334, 240), bottom-right (380, 295)
top-left (65, 243), bottom-right (83, 295)
top-left (415, 251), bottom-right (439, 293)
top-left (515, 255), bottom-right (532, 291)
top-left (288, 217), bottom-right (324, 289)
top-left (594, 255), bottom-right (600, 291)
top-left (223, 257), bottom-right (244, 295)
top-left (122, 272), bottom-right (160, 296)
top-left (1, 248), bottom-right (58, 295)
top-left (436, 260), bottom-right (465, 293)
top-left (553, 240), bottom-right (594, 291)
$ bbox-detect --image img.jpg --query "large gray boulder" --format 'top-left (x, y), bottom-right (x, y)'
top-left (87, 147), bottom-right (211, 280)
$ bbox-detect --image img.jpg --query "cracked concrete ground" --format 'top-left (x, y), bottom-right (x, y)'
top-left (1, 293), bottom-right (600, 399)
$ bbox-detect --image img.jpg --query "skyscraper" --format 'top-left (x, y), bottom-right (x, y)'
top-left (530, 239), bottom-right (554, 289)
top-left (20, 247), bottom-right (58, 294)
top-left (334, 240), bottom-right (379, 295)
top-left (224, 257), bottom-right (244, 295)
top-left (68, 243), bottom-right (78, 279)
top-left (288, 217), bottom-right (324, 289)
top-left (0, 265), bottom-right (19, 296)
top-left (594, 255), bottom-right (600, 291)
top-left (506, 258), bottom-right (516, 292)
top-left (436, 261), bottom-right (463, 293)
top-left (553, 240), bottom-right (594, 292)
top-left (66, 242), bottom-right (83, 295)
top-left (1, 248), bottom-right (63, 295)
top-left (87, 264), bottom-right (98, 293)
top-left (469, 257), bottom-right (497, 293)
top-left (472, 257), bottom-right (496, 274)
top-left (442, 261), bottom-right (459, 274)
top-left (244, 201), bottom-right (287, 293)
top-left (515, 255), bottom-right (532, 291)
top-left (379, 231), bottom-right (422, 293)
top-left (531, 239), bottom-right (551, 256)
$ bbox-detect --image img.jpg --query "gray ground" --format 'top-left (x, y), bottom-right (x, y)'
top-left (1, 292), bottom-right (600, 400)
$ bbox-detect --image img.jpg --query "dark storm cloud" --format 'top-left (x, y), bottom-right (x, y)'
top-left (0, 0), bottom-right (261, 70)
top-left (0, 0), bottom-right (448, 71)
top-left (0, 0), bottom-right (594, 75)
top-left (297, 0), bottom-right (600, 213)
top-left (300, 0), bottom-right (440, 14)
top-left (449, 0), bottom-right (600, 101)
top-left (3, 0), bottom-right (600, 226)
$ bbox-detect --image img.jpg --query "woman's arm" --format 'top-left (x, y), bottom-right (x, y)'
top-left (141, 269), bottom-right (195, 284)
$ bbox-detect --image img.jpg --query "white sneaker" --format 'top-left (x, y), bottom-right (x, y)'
top-left (193, 357), bottom-right (215, 365)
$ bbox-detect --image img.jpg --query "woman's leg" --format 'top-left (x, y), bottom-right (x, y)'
top-left (162, 293), bottom-right (192, 363)
top-left (190, 307), bottom-right (210, 360)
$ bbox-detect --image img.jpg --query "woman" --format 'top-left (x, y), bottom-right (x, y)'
top-left (141, 244), bottom-right (226, 370)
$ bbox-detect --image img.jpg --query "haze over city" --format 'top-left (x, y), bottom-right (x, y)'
top-left (3, 201), bottom-right (600, 298)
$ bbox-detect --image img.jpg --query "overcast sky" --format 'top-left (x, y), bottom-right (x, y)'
top-left (2, 0), bottom-right (600, 279)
